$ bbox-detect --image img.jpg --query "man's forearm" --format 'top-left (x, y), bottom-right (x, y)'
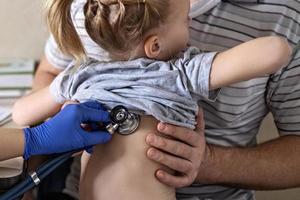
top-left (0, 128), bottom-right (24, 161)
top-left (33, 70), bottom-right (55, 90)
top-left (198, 135), bottom-right (300, 190)
top-left (32, 57), bottom-right (61, 90)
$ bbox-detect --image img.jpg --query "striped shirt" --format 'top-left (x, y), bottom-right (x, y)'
top-left (45, 0), bottom-right (300, 199)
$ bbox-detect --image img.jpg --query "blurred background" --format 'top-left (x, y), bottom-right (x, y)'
top-left (0, 0), bottom-right (48, 59)
top-left (0, 0), bottom-right (299, 199)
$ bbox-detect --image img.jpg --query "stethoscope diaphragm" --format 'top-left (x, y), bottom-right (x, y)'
top-left (106, 105), bottom-right (140, 135)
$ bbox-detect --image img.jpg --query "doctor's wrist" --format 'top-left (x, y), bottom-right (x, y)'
top-left (23, 127), bottom-right (34, 160)
top-left (23, 126), bottom-right (44, 160)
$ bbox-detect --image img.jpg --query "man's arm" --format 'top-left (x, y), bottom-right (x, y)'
top-left (33, 35), bottom-right (72, 90)
top-left (32, 56), bottom-right (62, 90)
top-left (197, 136), bottom-right (300, 190)
top-left (146, 121), bottom-right (300, 189)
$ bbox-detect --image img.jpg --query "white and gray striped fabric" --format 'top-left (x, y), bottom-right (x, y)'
top-left (44, 0), bottom-right (300, 200)
top-left (177, 1), bottom-right (300, 200)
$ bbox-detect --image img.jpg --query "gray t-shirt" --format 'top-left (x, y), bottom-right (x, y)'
top-left (50, 47), bottom-right (218, 129)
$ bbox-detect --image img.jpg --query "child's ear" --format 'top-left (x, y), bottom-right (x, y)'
top-left (144, 35), bottom-right (161, 59)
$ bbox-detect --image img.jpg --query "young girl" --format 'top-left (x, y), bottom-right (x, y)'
top-left (13, 0), bottom-right (291, 199)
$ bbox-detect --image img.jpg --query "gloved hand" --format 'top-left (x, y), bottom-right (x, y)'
top-left (23, 101), bottom-right (111, 160)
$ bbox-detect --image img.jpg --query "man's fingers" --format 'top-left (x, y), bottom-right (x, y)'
top-left (157, 123), bottom-right (202, 147)
top-left (147, 147), bottom-right (193, 173)
top-left (148, 108), bottom-right (207, 188)
top-left (146, 134), bottom-right (193, 160)
top-left (195, 107), bottom-right (205, 134)
top-left (155, 169), bottom-right (191, 188)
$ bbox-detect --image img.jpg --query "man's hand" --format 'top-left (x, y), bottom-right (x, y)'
top-left (145, 108), bottom-right (208, 188)
top-left (23, 101), bottom-right (112, 160)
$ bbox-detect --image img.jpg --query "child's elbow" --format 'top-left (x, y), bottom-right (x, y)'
top-left (12, 101), bottom-right (29, 126)
top-left (267, 36), bottom-right (292, 73)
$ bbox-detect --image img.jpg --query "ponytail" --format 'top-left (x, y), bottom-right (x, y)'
top-left (45, 0), bottom-right (86, 62)
top-left (84, 0), bottom-right (170, 56)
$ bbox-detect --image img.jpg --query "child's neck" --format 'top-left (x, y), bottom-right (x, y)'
top-left (110, 50), bottom-right (148, 62)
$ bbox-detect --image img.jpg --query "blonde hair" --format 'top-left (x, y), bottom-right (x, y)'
top-left (46, 0), bottom-right (170, 62)
top-left (45, 0), bottom-right (86, 62)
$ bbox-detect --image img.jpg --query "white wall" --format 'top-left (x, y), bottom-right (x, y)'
top-left (0, 0), bottom-right (48, 59)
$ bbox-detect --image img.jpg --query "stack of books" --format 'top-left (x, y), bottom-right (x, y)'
top-left (0, 58), bottom-right (35, 98)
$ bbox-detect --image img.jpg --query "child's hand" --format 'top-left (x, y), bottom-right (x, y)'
top-left (22, 101), bottom-right (112, 160)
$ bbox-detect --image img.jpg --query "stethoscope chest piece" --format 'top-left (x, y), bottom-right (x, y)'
top-left (106, 105), bottom-right (140, 135)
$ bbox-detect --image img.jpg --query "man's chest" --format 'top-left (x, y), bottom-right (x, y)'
top-left (199, 77), bottom-right (270, 146)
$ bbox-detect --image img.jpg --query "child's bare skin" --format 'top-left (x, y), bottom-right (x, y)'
top-left (80, 116), bottom-right (175, 200)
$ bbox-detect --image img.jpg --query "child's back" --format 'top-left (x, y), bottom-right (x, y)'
top-left (81, 116), bottom-right (175, 200)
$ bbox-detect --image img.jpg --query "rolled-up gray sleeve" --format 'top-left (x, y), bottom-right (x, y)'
top-left (49, 69), bottom-right (71, 103)
top-left (175, 47), bottom-right (219, 101)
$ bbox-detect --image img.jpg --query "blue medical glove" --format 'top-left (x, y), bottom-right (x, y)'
top-left (23, 101), bottom-right (112, 160)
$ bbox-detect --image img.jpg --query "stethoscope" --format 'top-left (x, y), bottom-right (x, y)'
top-left (0, 105), bottom-right (140, 200)
top-left (106, 105), bottom-right (140, 135)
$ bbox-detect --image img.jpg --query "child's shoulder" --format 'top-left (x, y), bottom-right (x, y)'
top-left (171, 46), bottom-right (205, 63)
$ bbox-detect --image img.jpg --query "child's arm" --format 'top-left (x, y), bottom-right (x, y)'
top-left (12, 86), bottom-right (62, 126)
top-left (210, 36), bottom-right (292, 90)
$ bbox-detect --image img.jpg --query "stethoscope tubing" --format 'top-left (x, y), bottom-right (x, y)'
top-left (0, 151), bottom-right (77, 200)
